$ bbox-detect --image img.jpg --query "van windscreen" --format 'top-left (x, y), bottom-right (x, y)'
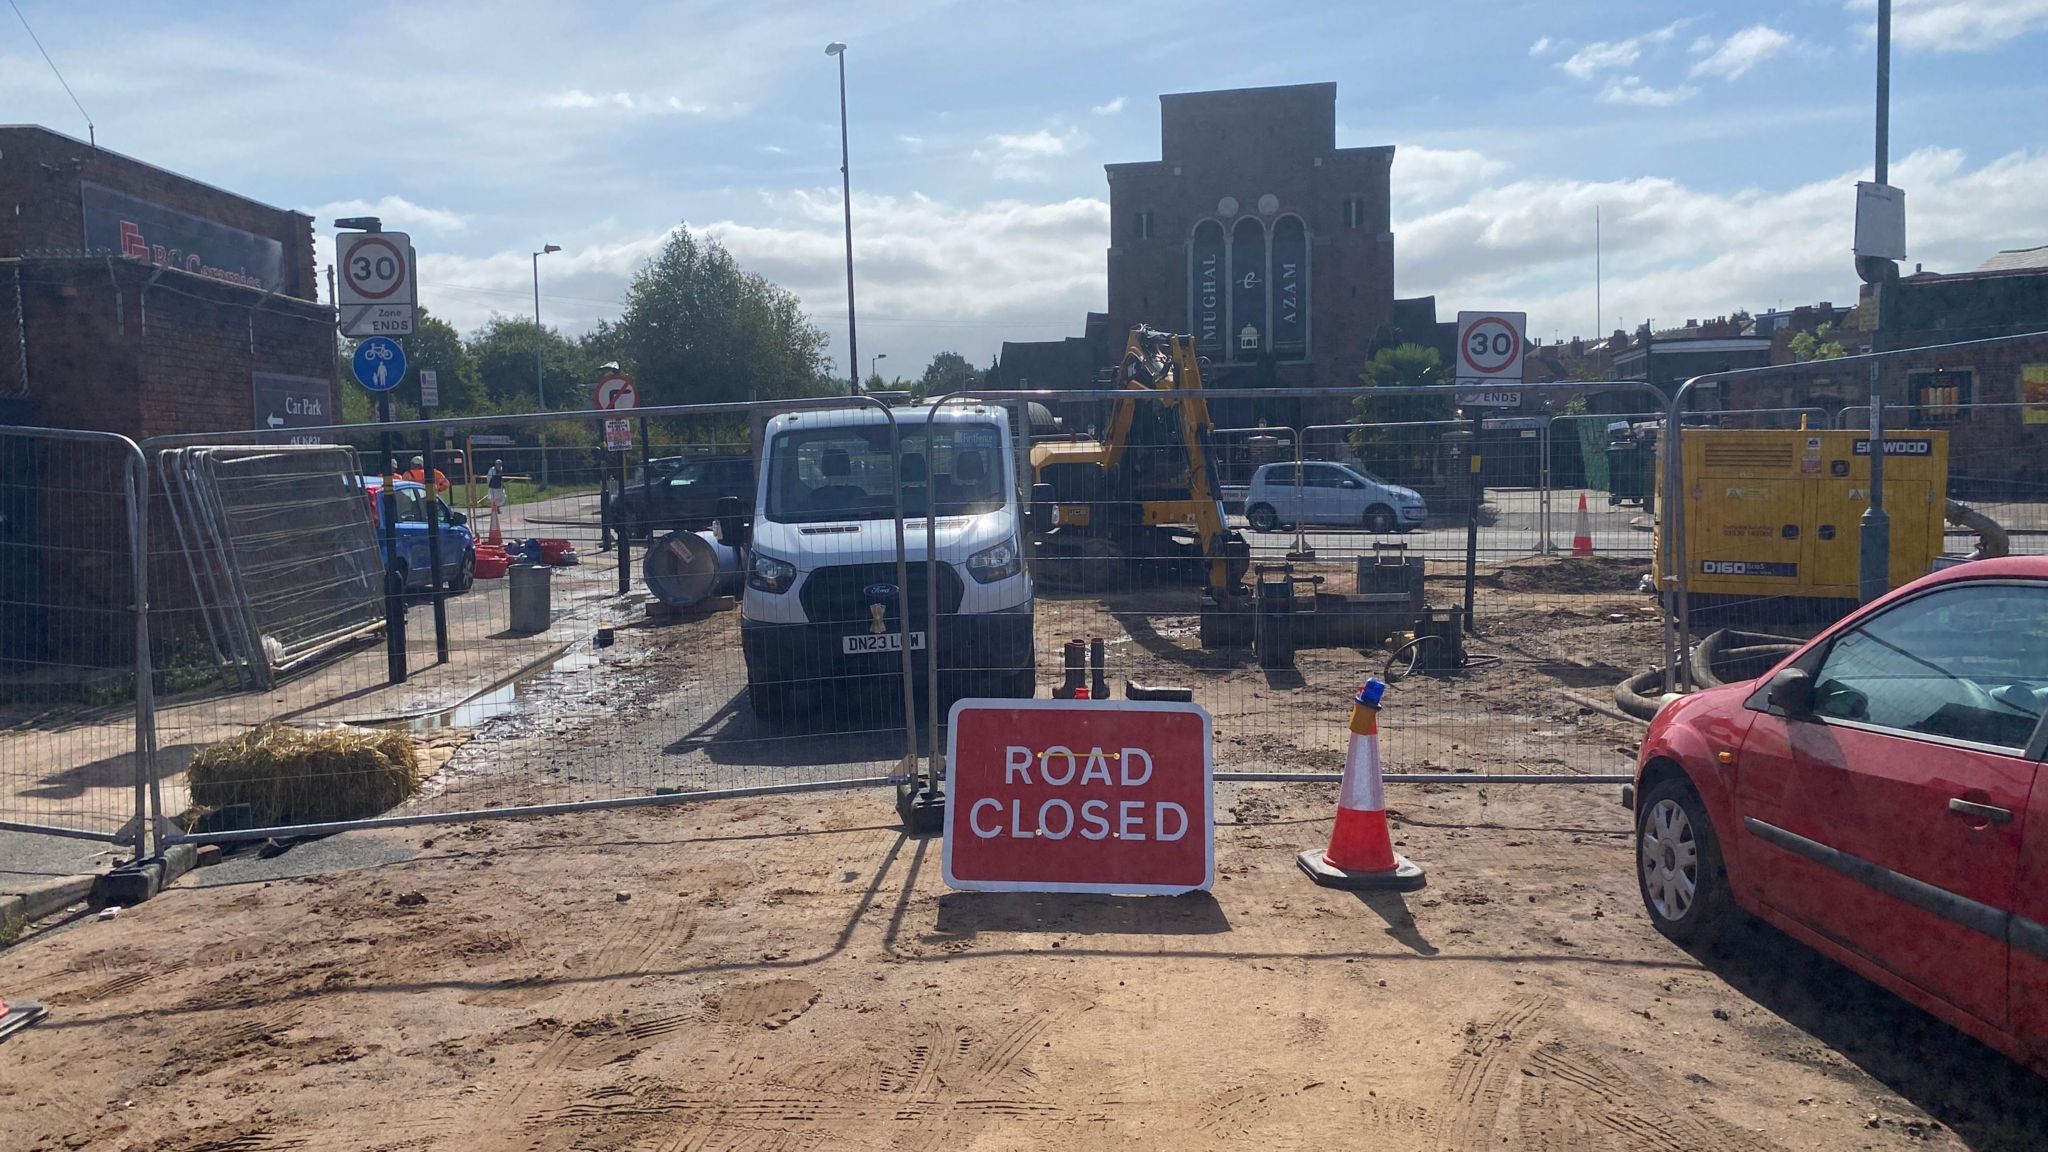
top-left (765, 422), bottom-right (1004, 523)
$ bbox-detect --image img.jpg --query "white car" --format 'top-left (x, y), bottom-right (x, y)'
top-left (1244, 461), bottom-right (1427, 534)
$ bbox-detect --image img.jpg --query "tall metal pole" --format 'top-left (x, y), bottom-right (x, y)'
top-left (532, 250), bottom-right (549, 490)
top-left (1859, 0), bottom-right (1892, 604)
top-left (833, 46), bottom-right (860, 396)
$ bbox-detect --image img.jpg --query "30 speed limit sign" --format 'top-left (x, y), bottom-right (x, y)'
top-left (337, 231), bottom-right (417, 338)
top-left (1455, 311), bottom-right (1526, 382)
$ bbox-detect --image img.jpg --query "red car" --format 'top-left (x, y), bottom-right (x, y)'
top-left (1633, 556), bottom-right (2048, 1072)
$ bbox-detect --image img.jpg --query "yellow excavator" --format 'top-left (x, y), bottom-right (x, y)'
top-left (1028, 327), bottom-right (1254, 642)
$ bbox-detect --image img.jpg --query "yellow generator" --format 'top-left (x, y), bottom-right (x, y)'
top-left (1656, 428), bottom-right (1948, 604)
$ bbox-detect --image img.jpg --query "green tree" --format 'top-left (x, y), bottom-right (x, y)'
top-left (466, 315), bottom-right (595, 412)
top-left (1788, 321), bottom-right (1847, 363)
top-left (914, 351), bottom-right (982, 401)
top-left (613, 226), bottom-right (832, 404)
top-left (399, 307), bottom-right (483, 414)
top-left (1350, 343), bottom-right (1454, 478)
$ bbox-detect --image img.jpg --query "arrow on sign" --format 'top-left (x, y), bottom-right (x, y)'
top-left (266, 413), bottom-right (284, 428)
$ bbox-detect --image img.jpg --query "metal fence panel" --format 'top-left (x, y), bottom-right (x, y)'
top-left (0, 426), bottom-right (150, 853)
top-left (139, 397), bottom-right (917, 847)
top-left (921, 376), bottom-right (1667, 799)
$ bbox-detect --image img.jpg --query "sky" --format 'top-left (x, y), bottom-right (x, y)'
top-left (4, 0), bottom-right (2046, 380)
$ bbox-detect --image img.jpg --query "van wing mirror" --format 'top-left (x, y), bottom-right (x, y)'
top-left (716, 496), bottom-right (749, 547)
top-left (1767, 667), bottom-right (1816, 718)
top-left (1029, 484), bottom-right (1056, 535)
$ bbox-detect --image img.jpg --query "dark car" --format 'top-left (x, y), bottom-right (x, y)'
top-left (610, 455), bottom-right (755, 538)
top-left (1631, 556), bottom-right (2048, 1073)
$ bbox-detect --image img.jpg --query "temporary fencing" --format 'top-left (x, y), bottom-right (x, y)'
top-left (1663, 332), bottom-right (2048, 693)
top-left (914, 376), bottom-right (1671, 808)
top-left (50, 355), bottom-right (2048, 869)
top-left (157, 444), bottom-right (385, 689)
top-left (0, 426), bottom-right (152, 855)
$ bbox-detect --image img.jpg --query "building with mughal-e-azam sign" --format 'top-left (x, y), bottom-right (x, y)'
top-left (1104, 83), bottom-right (1395, 411)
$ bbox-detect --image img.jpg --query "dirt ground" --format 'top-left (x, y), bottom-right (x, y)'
top-left (6, 777), bottom-right (2048, 1152)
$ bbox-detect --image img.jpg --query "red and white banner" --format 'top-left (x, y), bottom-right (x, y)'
top-left (943, 699), bottom-right (1212, 895)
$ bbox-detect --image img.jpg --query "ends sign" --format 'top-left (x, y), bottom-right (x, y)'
top-left (943, 699), bottom-right (1213, 895)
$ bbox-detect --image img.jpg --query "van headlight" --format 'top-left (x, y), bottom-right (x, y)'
top-left (747, 552), bottom-right (796, 594)
top-left (966, 537), bottom-right (1023, 584)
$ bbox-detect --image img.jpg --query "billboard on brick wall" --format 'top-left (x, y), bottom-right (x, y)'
top-left (81, 182), bottom-right (284, 292)
top-left (1190, 221), bottom-right (1226, 360)
top-left (1230, 217), bottom-right (1266, 359)
top-left (1270, 216), bottom-right (1307, 361)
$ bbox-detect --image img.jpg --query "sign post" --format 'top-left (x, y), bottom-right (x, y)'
top-left (337, 231), bottom-right (418, 337)
top-left (943, 699), bottom-right (1213, 895)
top-left (1454, 311), bottom-right (1527, 633)
top-left (593, 372), bottom-right (639, 587)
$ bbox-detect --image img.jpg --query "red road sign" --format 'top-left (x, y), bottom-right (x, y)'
top-left (593, 372), bottom-right (638, 411)
top-left (944, 699), bottom-right (1212, 894)
top-left (341, 235), bottom-right (410, 301)
top-left (1455, 311), bottom-right (1526, 381)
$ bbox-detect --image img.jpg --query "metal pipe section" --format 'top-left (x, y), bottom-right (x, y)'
top-left (161, 774), bottom-right (909, 846)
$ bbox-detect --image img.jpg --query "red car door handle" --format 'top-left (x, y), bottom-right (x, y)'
top-left (1948, 798), bottom-right (2013, 826)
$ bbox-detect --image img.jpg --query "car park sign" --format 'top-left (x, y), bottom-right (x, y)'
top-left (944, 699), bottom-right (1212, 894)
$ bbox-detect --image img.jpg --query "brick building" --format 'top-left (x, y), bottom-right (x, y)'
top-left (0, 125), bottom-right (335, 439)
top-left (0, 126), bottom-right (336, 675)
top-left (995, 83), bottom-right (1397, 426)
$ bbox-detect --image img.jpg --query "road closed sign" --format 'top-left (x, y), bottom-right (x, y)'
top-left (943, 699), bottom-right (1212, 895)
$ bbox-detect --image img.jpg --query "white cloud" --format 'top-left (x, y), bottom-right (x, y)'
top-left (1561, 38), bottom-right (1641, 78)
top-left (1600, 77), bottom-right (1698, 106)
top-left (898, 133), bottom-right (925, 151)
top-left (1690, 25), bottom-right (1796, 80)
top-left (1091, 96), bottom-right (1127, 116)
top-left (1559, 18), bottom-right (1696, 79)
top-left (1393, 146), bottom-right (1512, 207)
top-left (972, 127), bottom-right (1085, 181)
top-left (1396, 145), bottom-right (2048, 344)
top-left (408, 192), bottom-right (1109, 376)
top-left (541, 89), bottom-right (738, 117)
top-left (1528, 36), bottom-right (1555, 56)
top-left (307, 195), bottom-right (467, 233)
top-left (1689, 34), bottom-right (1715, 54)
top-left (1845, 0), bottom-right (2048, 52)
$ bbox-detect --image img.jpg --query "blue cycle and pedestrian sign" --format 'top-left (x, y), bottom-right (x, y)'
top-left (351, 336), bottom-right (407, 393)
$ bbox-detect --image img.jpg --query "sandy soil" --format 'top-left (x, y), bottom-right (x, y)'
top-left (5, 777), bottom-right (2047, 1152)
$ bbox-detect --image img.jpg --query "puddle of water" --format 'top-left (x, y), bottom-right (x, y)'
top-left (397, 646), bottom-right (602, 733)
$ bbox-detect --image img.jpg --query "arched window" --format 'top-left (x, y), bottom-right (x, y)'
top-left (1188, 220), bottom-right (1226, 360)
top-left (1270, 215), bottom-right (1309, 361)
top-left (1229, 217), bottom-right (1266, 360)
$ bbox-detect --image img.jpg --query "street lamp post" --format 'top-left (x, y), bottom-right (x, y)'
top-left (826, 41), bottom-right (858, 396)
top-left (871, 352), bottom-right (886, 385)
top-left (1858, 0), bottom-right (1892, 604)
top-left (532, 243), bottom-right (561, 488)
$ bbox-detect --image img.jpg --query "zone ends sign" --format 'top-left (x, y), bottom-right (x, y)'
top-left (943, 699), bottom-right (1213, 895)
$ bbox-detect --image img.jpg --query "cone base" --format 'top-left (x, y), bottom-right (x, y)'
top-left (0, 1000), bottom-right (47, 1044)
top-left (1297, 848), bottom-right (1426, 891)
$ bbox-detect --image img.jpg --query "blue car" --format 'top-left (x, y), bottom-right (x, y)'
top-left (358, 476), bottom-right (478, 593)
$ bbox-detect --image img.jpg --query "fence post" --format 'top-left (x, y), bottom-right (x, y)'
top-left (1463, 409), bottom-right (1480, 631)
top-left (422, 431), bottom-right (449, 664)
top-left (124, 448), bottom-right (160, 862)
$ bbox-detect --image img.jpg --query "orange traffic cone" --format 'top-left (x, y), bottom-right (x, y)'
top-left (486, 504), bottom-right (503, 547)
top-left (1298, 678), bottom-right (1426, 891)
top-left (1571, 493), bottom-right (1594, 558)
top-left (0, 995), bottom-right (48, 1043)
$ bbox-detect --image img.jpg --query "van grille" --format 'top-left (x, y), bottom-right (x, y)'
top-left (1702, 442), bottom-right (1795, 471)
top-left (798, 562), bottom-right (965, 625)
